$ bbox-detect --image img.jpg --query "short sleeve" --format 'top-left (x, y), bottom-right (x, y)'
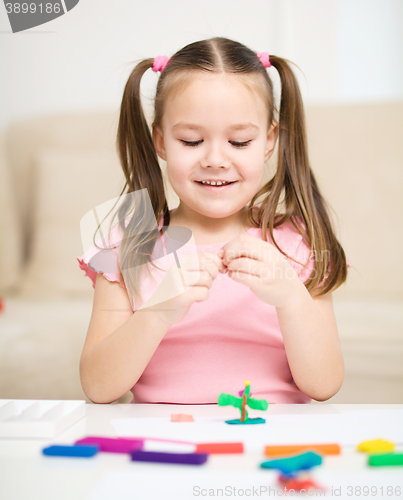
top-left (77, 213), bottom-right (166, 290)
top-left (291, 234), bottom-right (316, 283)
top-left (77, 222), bottom-right (126, 289)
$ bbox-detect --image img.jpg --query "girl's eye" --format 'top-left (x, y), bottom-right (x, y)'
top-left (230, 140), bottom-right (252, 148)
top-left (181, 140), bottom-right (203, 147)
top-left (180, 139), bottom-right (252, 148)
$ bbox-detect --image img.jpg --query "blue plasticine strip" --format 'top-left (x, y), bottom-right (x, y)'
top-left (260, 451), bottom-right (322, 474)
top-left (131, 449), bottom-right (208, 465)
top-left (42, 444), bottom-right (99, 457)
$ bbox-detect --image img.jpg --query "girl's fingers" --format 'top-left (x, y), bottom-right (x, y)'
top-left (201, 252), bottom-right (226, 273)
top-left (227, 268), bottom-right (260, 284)
top-left (178, 252), bottom-right (224, 281)
top-left (200, 260), bottom-right (220, 279)
top-left (188, 252), bottom-right (225, 275)
top-left (182, 269), bottom-right (213, 290)
top-left (182, 267), bottom-right (213, 288)
top-left (196, 270), bottom-right (213, 287)
top-left (221, 235), bottom-right (276, 266)
top-left (227, 257), bottom-right (268, 278)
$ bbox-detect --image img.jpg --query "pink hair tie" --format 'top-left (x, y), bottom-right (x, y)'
top-left (152, 55), bottom-right (170, 73)
top-left (256, 52), bottom-right (271, 69)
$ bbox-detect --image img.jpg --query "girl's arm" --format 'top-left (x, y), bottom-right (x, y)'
top-left (220, 235), bottom-right (344, 401)
top-left (80, 274), bottom-right (173, 404)
top-left (275, 275), bottom-right (344, 401)
top-left (80, 251), bottom-right (223, 404)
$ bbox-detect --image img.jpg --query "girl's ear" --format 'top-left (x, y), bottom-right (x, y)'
top-left (264, 121), bottom-right (279, 162)
top-left (152, 126), bottom-right (167, 161)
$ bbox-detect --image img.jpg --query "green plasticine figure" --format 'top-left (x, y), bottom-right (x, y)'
top-left (217, 380), bottom-right (269, 424)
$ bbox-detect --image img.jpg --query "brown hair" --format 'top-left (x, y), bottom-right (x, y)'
top-left (108, 36), bottom-right (348, 307)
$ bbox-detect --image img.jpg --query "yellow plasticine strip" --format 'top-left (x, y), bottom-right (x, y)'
top-left (357, 439), bottom-right (395, 453)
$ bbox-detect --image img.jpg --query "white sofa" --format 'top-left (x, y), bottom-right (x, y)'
top-left (0, 104), bottom-right (402, 404)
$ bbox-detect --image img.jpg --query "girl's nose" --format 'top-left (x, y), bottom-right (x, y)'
top-left (200, 141), bottom-right (230, 169)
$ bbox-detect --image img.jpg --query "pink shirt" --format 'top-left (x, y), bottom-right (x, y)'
top-left (78, 211), bottom-right (347, 405)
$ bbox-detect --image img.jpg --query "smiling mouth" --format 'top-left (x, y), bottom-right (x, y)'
top-left (195, 181), bottom-right (237, 186)
top-left (194, 181), bottom-right (238, 192)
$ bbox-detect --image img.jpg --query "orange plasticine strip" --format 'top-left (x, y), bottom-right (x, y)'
top-left (196, 442), bottom-right (244, 454)
top-left (265, 444), bottom-right (341, 456)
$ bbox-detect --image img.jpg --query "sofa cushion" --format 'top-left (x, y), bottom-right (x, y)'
top-left (6, 112), bottom-right (120, 277)
top-left (305, 102), bottom-right (403, 298)
top-left (0, 131), bottom-right (23, 293)
top-left (21, 149), bottom-right (126, 297)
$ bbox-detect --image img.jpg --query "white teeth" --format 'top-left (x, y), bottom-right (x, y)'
top-left (200, 180), bottom-right (231, 185)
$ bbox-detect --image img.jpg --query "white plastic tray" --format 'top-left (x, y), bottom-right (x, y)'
top-left (0, 399), bottom-right (86, 438)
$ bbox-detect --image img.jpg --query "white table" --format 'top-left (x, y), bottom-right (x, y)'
top-left (1, 404), bottom-right (402, 500)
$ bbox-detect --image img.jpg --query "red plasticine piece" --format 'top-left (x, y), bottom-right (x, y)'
top-left (278, 475), bottom-right (323, 492)
top-left (0, 297), bottom-right (4, 313)
top-left (170, 414), bottom-right (194, 422)
top-left (196, 442), bottom-right (244, 454)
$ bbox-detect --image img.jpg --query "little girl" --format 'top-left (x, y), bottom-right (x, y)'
top-left (78, 37), bottom-right (351, 405)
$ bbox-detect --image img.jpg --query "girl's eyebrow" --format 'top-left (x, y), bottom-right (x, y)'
top-left (172, 122), bottom-right (259, 131)
top-left (172, 123), bottom-right (202, 131)
top-left (229, 123), bottom-right (259, 131)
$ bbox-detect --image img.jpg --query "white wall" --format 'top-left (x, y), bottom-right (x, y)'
top-left (0, 0), bottom-right (402, 131)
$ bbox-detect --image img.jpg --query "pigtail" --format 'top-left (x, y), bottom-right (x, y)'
top-left (114, 59), bottom-right (171, 307)
top-left (252, 56), bottom-right (348, 296)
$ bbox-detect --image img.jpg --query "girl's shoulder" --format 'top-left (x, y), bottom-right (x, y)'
top-left (272, 215), bottom-right (307, 240)
top-left (271, 215), bottom-right (312, 267)
top-left (253, 211), bottom-right (352, 281)
top-left (250, 209), bottom-right (308, 248)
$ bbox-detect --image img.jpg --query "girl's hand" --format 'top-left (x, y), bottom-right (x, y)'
top-left (218, 234), bottom-right (303, 309)
top-left (140, 251), bottom-right (226, 326)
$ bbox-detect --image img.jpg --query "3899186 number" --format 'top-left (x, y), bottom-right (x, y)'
top-left (347, 486), bottom-right (401, 496)
top-left (5, 3), bottom-right (62, 14)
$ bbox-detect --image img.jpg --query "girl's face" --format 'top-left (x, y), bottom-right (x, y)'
top-left (153, 73), bottom-right (278, 222)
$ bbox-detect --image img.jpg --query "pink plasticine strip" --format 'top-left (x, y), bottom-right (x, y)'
top-left (75, 436), bottom-right (143, 454)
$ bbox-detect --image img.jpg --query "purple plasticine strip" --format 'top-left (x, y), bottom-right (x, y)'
top-left (75, 436), bottom-right (143, 454)
top-left (42, 444), bottom-right (99, 458)
top-left (130, 449), bottom-right (208, 465)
